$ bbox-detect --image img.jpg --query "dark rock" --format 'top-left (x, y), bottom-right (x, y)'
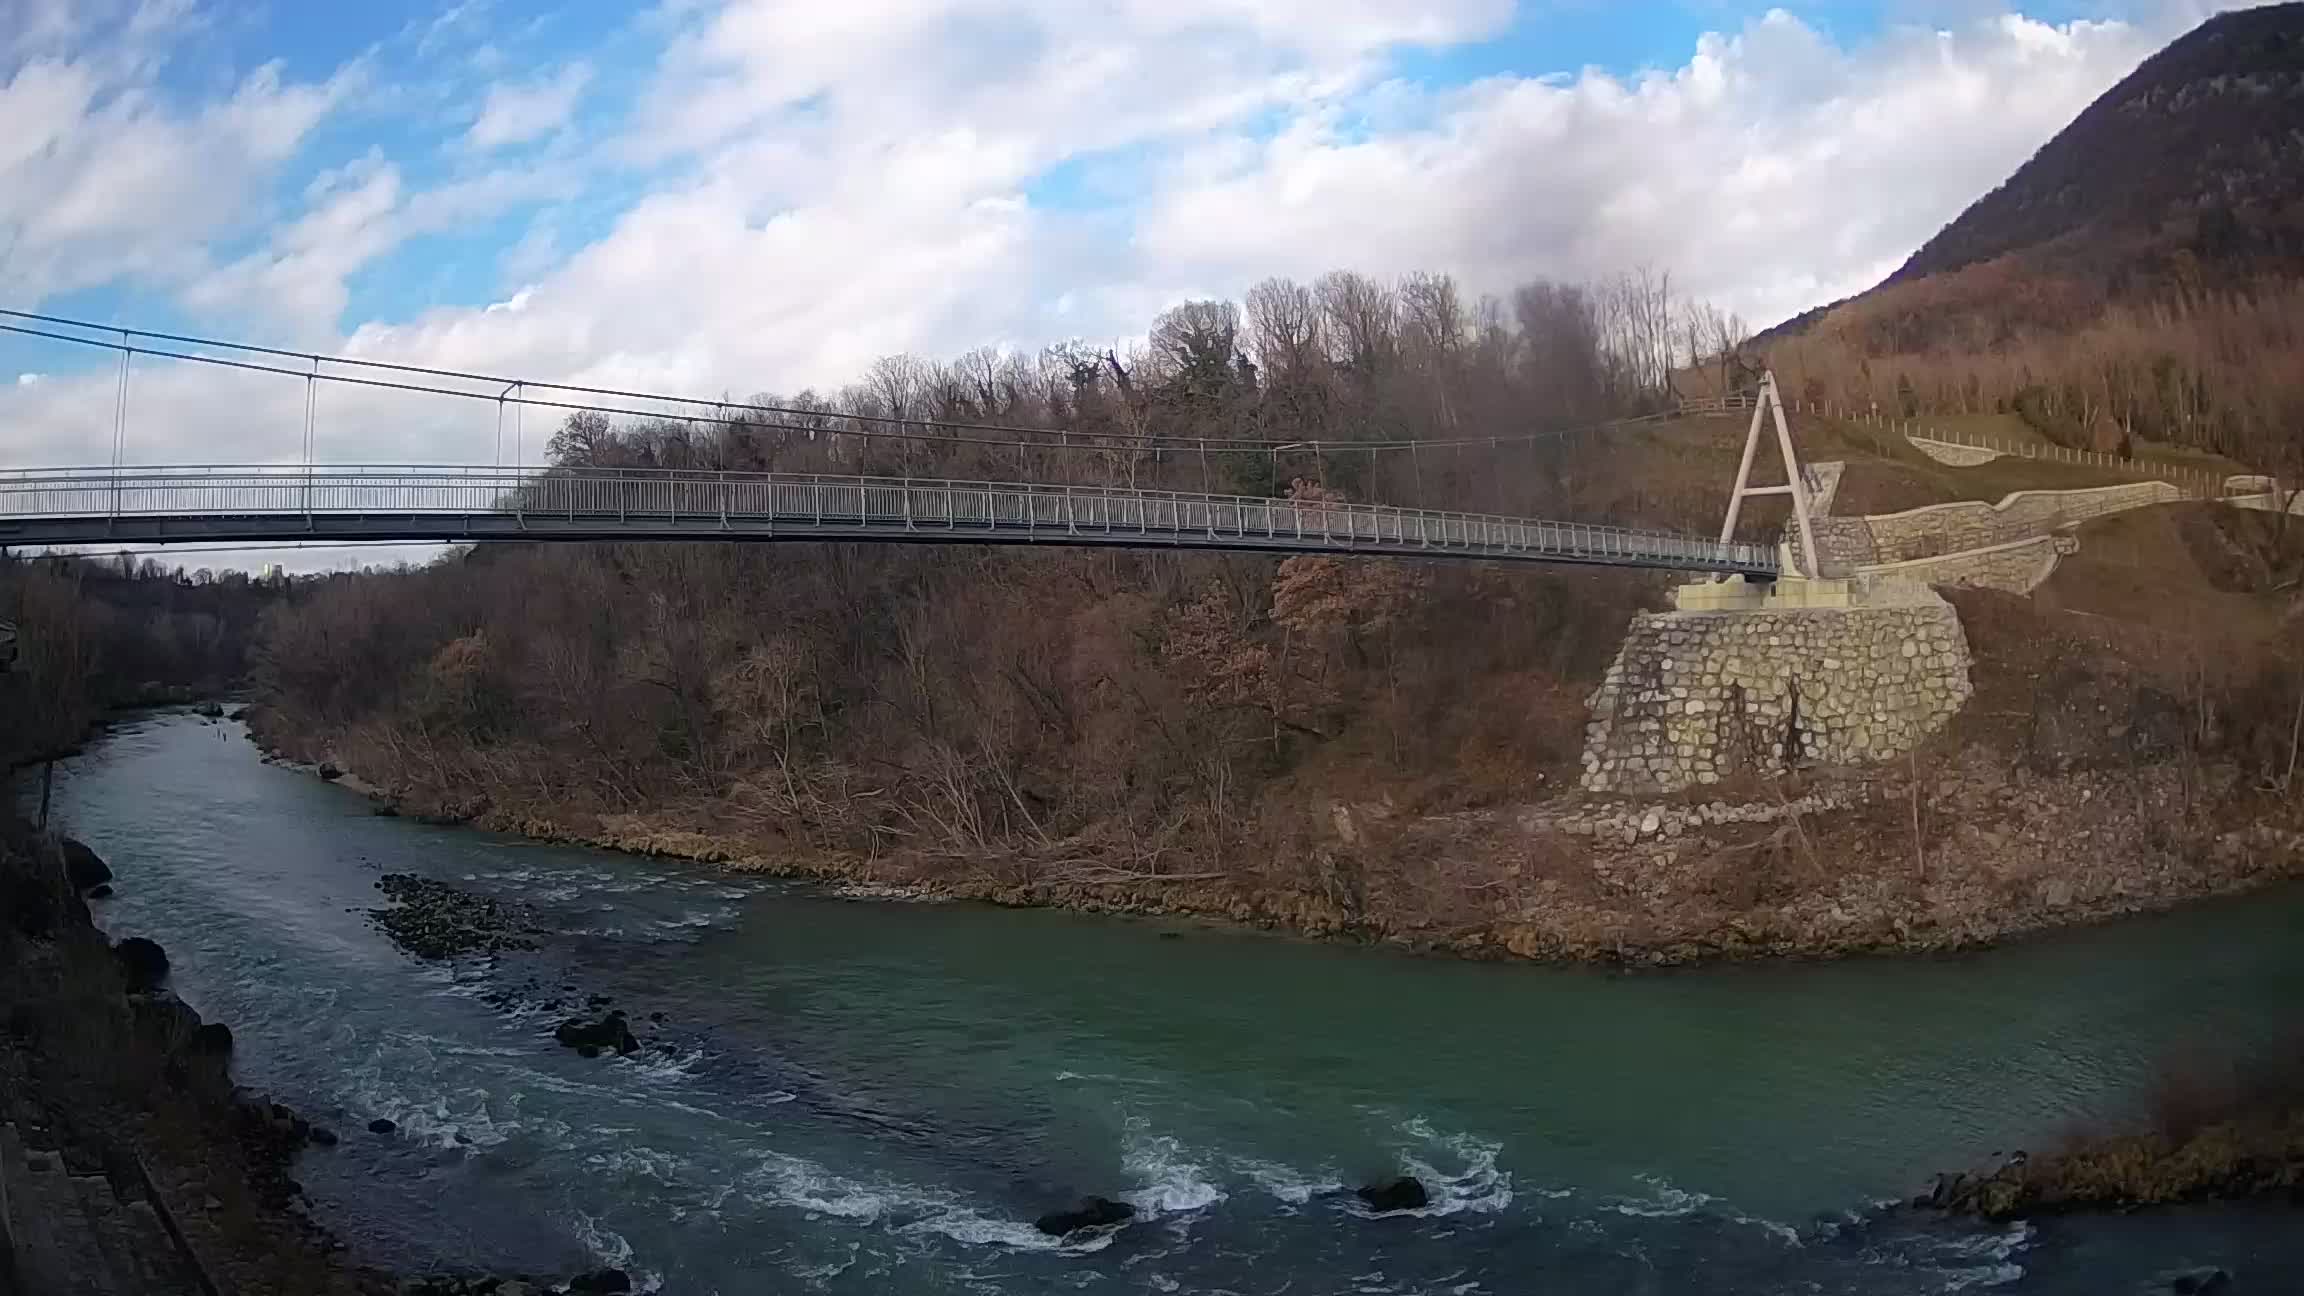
top-left (586, 994), bottom-right (612, 1009)
top-left (2172, 1270), bottom-right (2233, 1295)
top-left (114, 937), bottom-right (170, 992)
top-left (367, 873), bottom-right (539, 960)
top-left (309, 1126), bottom-right (339, 1147)
top-left (372, 804), bottom-right (401, 817)
top-left (188, 1022), bottom-right (234, 1056)
top-left (1158, 931), bottom-right (1184, 940)
top-left (88, 884), bottom-right (114, 899)
top-left (227, 706), bottom-right (250, 722)
top-left (577, 1045), bottom-right (601, 1059)
top-left (1034, 1195), bottom-right (1135, 1236)
top-left (567, 1269), bottom-right (633, 1294)
top-left (1356, 1177), bottom-right (1430, 1213)
top-left (318, 762), bottom-right (343, 781)
top-left (648, 1011), bottom-right (665, 1023)
top-left (61, 838), bottom-right (113, 890)
top-left (193, 701), bottom-right (224, 718)
top-left (368, 1118), bottom-right (397, 1135)
top-left (555, 1012), bottom-right (639, 1057)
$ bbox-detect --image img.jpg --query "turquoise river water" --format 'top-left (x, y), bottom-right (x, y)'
top-left (32, 711), bottom-right (2304, 1294)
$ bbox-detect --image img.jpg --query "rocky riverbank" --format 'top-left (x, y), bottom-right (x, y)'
top-left (1916, 1039), bottom-right (2304, 1223)
top-left (1919, 1118), bottom-right (2304, 1220)
top-left (0, 819), bottom-right (633, 1296)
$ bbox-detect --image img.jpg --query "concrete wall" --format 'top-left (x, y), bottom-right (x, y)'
top-left (1854, 534), bottom-right (2074, 597)
top-left (1859, 481), bottom-right (2182, 562)
top-left (2226, 487), bottom-right (2304, 516)
top-left (1803, 461), bottom-right (1847, 516)
top-left (1908, 437), bottom-right (2003, 467)
top-left (1580, 594), bottom-right (1973, 794)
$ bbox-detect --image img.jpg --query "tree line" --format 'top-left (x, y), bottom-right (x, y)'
top-left (1, 553), bottom-right (285, 766)
top-left (247, 264), bottom-right (1757, 900)
top-left (1763, 264), bottom-right (2304, 482)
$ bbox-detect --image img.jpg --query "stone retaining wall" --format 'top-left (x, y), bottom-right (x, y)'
top-left (1580, 595), bottom-right (1973, 794)
top-left (1796, 517), bottom-right (1878, 574)
top-left (1528, 787), bottom-right (1857, 845)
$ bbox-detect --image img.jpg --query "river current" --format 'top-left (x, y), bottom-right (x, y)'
top-left (30, 712), bottom-right (2304, 1293)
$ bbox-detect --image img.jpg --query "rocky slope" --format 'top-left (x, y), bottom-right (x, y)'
top-left (0, 820), bottom-right (632, 1296)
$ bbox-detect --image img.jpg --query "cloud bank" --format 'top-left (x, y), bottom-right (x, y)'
top-left (0, 0), bottom-right (2234, 489)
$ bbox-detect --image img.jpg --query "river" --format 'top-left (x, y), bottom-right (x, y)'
top-left (29, 711), bottom-right (2304, 1293)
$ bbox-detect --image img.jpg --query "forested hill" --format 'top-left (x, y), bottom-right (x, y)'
top-left (1888, 3), bottom-right (2304, 290)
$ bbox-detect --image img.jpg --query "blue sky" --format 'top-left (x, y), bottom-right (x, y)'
top-left (0, 0), bottom-right (2232, 495)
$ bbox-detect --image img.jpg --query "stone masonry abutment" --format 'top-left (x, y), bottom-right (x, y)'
top-left (1579, 589), bottom-right (1973, 795)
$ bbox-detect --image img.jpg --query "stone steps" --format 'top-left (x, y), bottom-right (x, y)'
top-left (0, 1124), bottom-right (205, 1296)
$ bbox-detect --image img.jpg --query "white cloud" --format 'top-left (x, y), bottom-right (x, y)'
top-left (329, 2), bottom-right (2199, 414)
top-left (0, 0), bottom-right (2245, 509)
top-left (0, 50), bottom-right (347, 302)
top-left (466, 61), bottom-right (592, 150)
top-left (1126, 10), bottom-right (2178, 328)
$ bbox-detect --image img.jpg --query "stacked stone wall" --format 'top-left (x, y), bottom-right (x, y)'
top-left (1796, 517), bottom-right (1878, 574)
top-left (1580, 597), bottom-right (1973, 795)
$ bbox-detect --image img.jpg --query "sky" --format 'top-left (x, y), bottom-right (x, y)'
top-left (0, 0), bottom-right (2246, 569)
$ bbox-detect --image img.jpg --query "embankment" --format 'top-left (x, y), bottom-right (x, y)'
top-left (244, 567), bottom-right (2304, 967)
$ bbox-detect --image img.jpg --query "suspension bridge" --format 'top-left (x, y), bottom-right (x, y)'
top-left (0, 310), bottom-right (1805, 577)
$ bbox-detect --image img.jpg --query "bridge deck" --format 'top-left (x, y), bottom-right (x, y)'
top-left (0, 467), bottom-right (1779, 575)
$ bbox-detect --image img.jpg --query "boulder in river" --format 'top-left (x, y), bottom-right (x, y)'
top-left (554, 1012), bottom-right (639, 1057)
top-left (1034, 1195), bottom-right (1135, 1236)
top-left (317, 761), bottom-right (344, 781)
top-left (61, 838), bottom-right (112, 891)
top-left (566, 1269), bottom-right (634, 1293)
top-left (188, 1022), bottom-right (234, 1056)
top-left (1356, 1177), bottom-right (1430, 1213)
top-left (113, 936), bottom-right (170, 992)
top-left (2172, 1270), bottom-right (2234, 1295)
top-left (88, 884), bottom-right (114, 899)
top-left (368, 1118), bottom-right (397, 1135)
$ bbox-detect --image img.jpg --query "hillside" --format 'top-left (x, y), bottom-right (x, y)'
top-left (1752, 6), bottom-right (2304, 476)
top-left (1764, 3), bottom-right (2304, 346)
top-left (1895, 3), bottom-right (2304, 289)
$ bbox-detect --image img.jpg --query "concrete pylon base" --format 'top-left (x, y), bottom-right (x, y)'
top-left (1672, 576), bottom-right (1855, 612)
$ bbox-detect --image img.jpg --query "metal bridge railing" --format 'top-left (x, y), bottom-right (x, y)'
top-left (0, 464), bottom-right (1779, 574)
